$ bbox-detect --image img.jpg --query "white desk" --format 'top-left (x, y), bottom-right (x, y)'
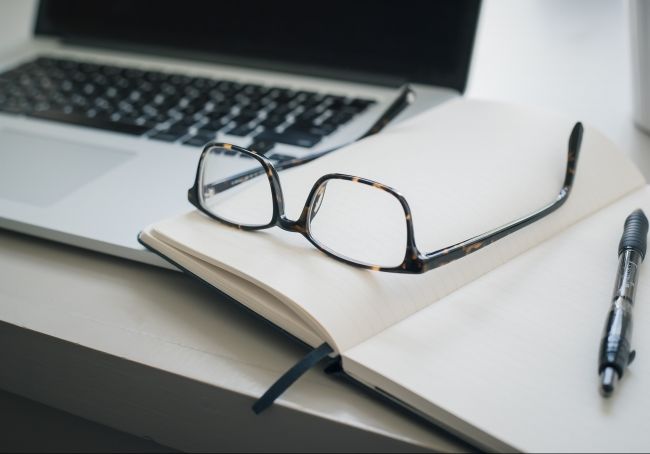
top-left (1, 0), bottom-right (648, 451)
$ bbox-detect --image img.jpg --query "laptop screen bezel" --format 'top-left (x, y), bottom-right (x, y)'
top-left (34, 1), bottom-right (481, 92)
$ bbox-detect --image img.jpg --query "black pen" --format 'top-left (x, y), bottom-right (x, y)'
top-left (599, 209), bottom-right (649, 397)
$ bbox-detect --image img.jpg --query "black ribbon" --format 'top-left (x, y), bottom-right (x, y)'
top-left (252, 342), bottom-right (334, 414)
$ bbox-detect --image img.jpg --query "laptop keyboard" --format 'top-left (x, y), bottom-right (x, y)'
top-left (0, 56), bottom-right (376, 157)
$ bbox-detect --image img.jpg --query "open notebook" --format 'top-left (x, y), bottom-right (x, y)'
top-left (139, 99), bottom-right (650, 452)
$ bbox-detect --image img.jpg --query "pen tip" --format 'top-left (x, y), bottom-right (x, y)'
top-left (600, 367), bottom-right (618, 397)
top-left (600, 384), bottom-right (614, 398)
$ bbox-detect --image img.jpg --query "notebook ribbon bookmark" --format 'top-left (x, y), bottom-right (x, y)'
top-left (252, 342), bottom-right (334, 414)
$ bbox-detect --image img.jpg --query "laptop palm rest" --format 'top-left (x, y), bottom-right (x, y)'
top-left (0, 129), bottom-right (133, 207)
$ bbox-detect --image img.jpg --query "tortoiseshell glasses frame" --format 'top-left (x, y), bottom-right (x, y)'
top-left (188, 122), bottom-right (583, 274)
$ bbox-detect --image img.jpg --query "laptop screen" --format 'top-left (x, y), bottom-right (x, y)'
top-left (35, 0), bottom-right (480, 92)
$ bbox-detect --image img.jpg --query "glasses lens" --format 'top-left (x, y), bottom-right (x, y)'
top-left (199, 146), bottom-right (274, 227)
top-left (307, 178), bottom-right (407, 268)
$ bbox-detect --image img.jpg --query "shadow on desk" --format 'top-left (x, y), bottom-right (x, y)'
top-left (0, 387), bottom-right (173, 452)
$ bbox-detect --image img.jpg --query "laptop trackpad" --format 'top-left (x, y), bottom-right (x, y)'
top-left (0, 129), bottom-right (133, 207)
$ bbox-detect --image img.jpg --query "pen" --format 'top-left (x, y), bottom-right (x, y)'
top-left (599, 209), bottom-right (649, 397)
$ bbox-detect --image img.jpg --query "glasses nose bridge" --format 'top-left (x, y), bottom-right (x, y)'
top-left (278, 216), bottom-right (308, 234)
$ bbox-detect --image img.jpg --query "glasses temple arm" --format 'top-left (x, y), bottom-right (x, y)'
top-left (203, 166), bottom-right (268, 194)
top-left (358, 84), bottom-right (416, 140)
top-left (421, 122), bottom-right (584, 272)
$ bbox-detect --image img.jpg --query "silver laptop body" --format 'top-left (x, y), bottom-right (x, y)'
top-left (0, 1), bottom-right (480, 268)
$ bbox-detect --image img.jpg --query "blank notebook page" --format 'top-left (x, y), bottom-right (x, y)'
top-left (343, 186), bottom-right (650, 452)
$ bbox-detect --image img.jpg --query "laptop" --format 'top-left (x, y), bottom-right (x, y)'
top-left (0, 0), bottom-right (480, 268)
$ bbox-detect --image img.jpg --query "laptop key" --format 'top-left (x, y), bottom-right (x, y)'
top-left (350, 98), bottom-right (375, 111)
top-left (328, 111), bottom-right (355, 125)
top-left (0, 103), bottom-right (26, 114)
top-left (290, 121), bottom-right (336, 137)
top-left (183, 135), bottom-right (214, 147)
top-left (29, 110), bottom-right (150, 135)
top-left (255, 129), bottom-right (321, 148)
top-left (268, 153), bottom-right (296, 162)
top-left (150, 131), bottom-right (184, 142)
top-left (230, 112), bottom-right (258, 126)
top-left (310, 123), bottom-right (337, 136)
top-left (249, 140), bottom-right (276, 155)
top-left (259, 115), bottom-right (285, 129)
top-left (163, 123), bottom-right (190, 135)
top-left (133, 117), bottom-right (158, 130)
top-left (204, 119), bottom-right (230, 132)
top-left (172, 116), bottom-right (198, 127)
top-left (229, 124), bottom-right (257, 137)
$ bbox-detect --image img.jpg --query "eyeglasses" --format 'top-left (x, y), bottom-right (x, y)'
top-left (188, 113), bottom-right (583, 274)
